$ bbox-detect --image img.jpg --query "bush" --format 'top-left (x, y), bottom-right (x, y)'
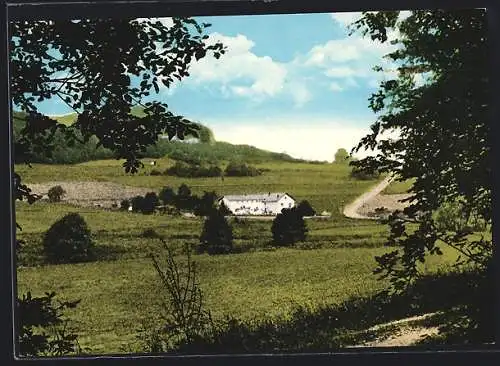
top-left (224, 162), bottom-right (262, 177)
top-left (218, 201), bottom-right (232, 216)
top-left (130, 195), bottom-right (146, 213)
top-left (194, 191), bottom-right (218, 217)
top-left (434, 199), bottom-right (487, 232)
top-left (150, 169), bottom-right (162, 176)
top-left (42, 213), bottom-right (94, 264)
top-left (165, 161), bottom-right (223, 178)
top-left (296, 200), bottom-right (316, 216)
top-left (199, 209), bottom-right (233, 255)
top-left (143, 192), bottom-right (160, 214)
top-left (159, 186), bottom-right (176, 206)
top-left (349, 166), bottom-right (380, 180)
top-left (271, 207), bottom-right (308, 246)
top-left (47, 185), bottom-right (66, 203)
top-left (120, 199), bottom-right (130, 211)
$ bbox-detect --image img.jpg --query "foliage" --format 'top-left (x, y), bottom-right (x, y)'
top-left (165, 161), bottom-right (222, 178)
top-left (199, 209), bottom-right (233, 255)
top-left (159, 186), bottom-right (177, 206)
top-left (271, 207), bottom-right (308, 246)
top-left (433, 199), bottom-right (487, 232)
top-left (334, 148), bottom-right (351, 164)
top-left (296, 200), bottom-right (316, 217)
top-left (42, 213), bottom-right (94, 264)
top-left (148, 239), bottom-right (214, 349)
top-left (130, 195), bottom-right (146, 213)
top-left (194, 191), bottom-right (218, 217)
top-left (218, 200), bottom-right (232, 216)
top-left (12, 17), bottom-right (225, 208)
top-left (224, 161), bottom-right (262, 177)
top-left (349, 165), bottom-right (380, 180)
top-left (143, 192), bottom-right (160, 214)
top-left (47, 185), bottom-right (65, 203)
top-left (17, 291), bottom-right (85, 357)
top-left (176, 183), bottom-right (196, 211)
top-left (120, 199), bottom-right (130, 211)
top-left (349, 9), bottom-right (491, 290)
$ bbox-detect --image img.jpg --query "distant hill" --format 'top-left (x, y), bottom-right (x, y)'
top-left (12, 109), bottom-right (301, 165)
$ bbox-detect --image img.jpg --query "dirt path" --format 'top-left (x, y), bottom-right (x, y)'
top-left (343, 175), bottom-right (412, 220)
top-left (343, 176), bottom-right (394, 219)
top-left (350, 313), bottom-right (440, 348)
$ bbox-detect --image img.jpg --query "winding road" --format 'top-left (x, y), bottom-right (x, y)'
top-left (343, 175), bottom-right (395, 220)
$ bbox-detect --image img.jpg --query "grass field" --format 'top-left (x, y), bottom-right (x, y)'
top-left (15, 158), bottom-right (461, 354)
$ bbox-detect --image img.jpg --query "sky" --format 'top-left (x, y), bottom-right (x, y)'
top-left (33, 12), bottom-right (405, 162)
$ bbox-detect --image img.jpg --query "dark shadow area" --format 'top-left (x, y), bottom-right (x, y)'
top-left (167, 267), bottom-right (494, 353)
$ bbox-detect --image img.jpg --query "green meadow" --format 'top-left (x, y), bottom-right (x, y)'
top-left (15, 155), bottom-right (460, 353)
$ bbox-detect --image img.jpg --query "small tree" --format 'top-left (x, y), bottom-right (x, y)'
top-left (199, 209), bottom-right (233, 255)
top-left (47, 185), bottom-right (66, 203)
top-left (120, 199), bottom-right (130, 211)
top-left (218, 201), bottom-right (232, 216)
top-left (296, 200), bottom-right (316, 217)
top-left (42, 213), bottom-right (94, 264)
top-left (194, 191), bottom-right (218, 217)
top-left (159, 186), bottom-right (176, 206)
top-left (176, 183), bottom-right (194, 210)
top-left (130, 195), bottom-right (146, 213)
top-left (143, 192), bottom-right (160, 214)
top-left (334, 148), bottom-right (351, 164)
top-left (271, 207), bottom-right (308, 246)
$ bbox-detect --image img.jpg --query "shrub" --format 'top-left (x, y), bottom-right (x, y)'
top-left (296, 200), bottom-right (316, 216)
top-left (140, 239), bottom-right (214, 352)
top-left (434, 199), bottom-right (487, 232)
top-left (199, 209), bottom-right (233, 255)
top-left (143, 192), bottom-right (160, 214)
top-left (42, 213), bottom-right (94, 264)
top-left (150, 169), bottom-right (162, 176)
top-left (47, 185), bottom-right (66, 203)
top-left (224, 162), bottom-right (262, 177)
top-left (130, 195), bottom-right (146, 213)
top-left (165, 161), bottom-right (223, 178)
top-left (120, 199), bottom-right (130, 211)
top-left (271, 207), bottom-right (308, 246)
top-left (218, 201), bottom-right (232, 216)
top-left (194, 191), bottom-right (218, 217)
top-left (159, 186), bottom-right (176, 206)
top-left (176, 184), bottom-right (195, 211)
top-left (349, 166), bottom-right (380, 180)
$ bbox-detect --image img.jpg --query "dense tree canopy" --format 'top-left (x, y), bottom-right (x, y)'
top-left (11, 17), bottom-right (225, 203)
top-left (349, 9), bottom-right (491, 290)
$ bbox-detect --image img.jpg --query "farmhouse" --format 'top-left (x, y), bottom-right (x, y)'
top-left (219, 192), bottom-right (296, 216)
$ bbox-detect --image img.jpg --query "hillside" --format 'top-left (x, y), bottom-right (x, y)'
top-left (12, 110), bottom-right (301, 165)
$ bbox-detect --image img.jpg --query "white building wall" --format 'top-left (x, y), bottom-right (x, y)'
top-left (221, 194), bottom-right (296, 216)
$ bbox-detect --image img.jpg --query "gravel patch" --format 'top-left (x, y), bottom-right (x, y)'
top-left (27, 181), bottom-right (155, 208)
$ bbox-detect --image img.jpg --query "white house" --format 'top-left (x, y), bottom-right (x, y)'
top-left (219, 192), bottom-right (296, 216)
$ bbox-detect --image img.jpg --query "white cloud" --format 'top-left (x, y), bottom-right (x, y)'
top-left (187, 32), bottom-right (287, 99)
top-left (329, 82), bottom-right (344, 92)
top-left (325, 66), bottom-right (358, 78)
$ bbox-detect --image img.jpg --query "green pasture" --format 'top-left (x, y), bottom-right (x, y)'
top-left (16, 159), bottom-right (382, 219)
top-left (14, 159), bottom-right (462, 354)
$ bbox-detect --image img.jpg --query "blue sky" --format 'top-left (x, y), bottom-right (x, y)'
top-left (33, 12), bottom-right (406, 162)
